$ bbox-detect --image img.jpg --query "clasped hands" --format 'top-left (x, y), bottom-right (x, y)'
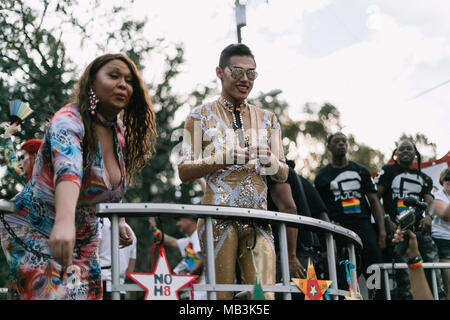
top-left (227, 144), bottom-right (273, 167)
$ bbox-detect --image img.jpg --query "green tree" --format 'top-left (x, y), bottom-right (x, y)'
top-left (0, 0), bottom-right (82, 199)
top-left (250, 94), bottom-right (386, 179)
top-left (347, 135), bottom-right (385, 174)
top-left (0, 0), bottom-right (217, 295)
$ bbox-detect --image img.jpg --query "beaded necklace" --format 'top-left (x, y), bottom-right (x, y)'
top-left (219, 97), bottom-right (249, 148)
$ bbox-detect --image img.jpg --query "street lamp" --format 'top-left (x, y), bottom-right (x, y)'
top-left (235, 0), bottom-right (246, 43)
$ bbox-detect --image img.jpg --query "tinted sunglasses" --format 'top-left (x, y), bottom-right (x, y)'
top-left (227, 66), bottom-right (258, 81)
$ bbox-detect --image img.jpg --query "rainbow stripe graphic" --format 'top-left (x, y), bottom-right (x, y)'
top-left (342, 197), bottom-right (361, 214)
top-left (397, 199), bottom-right (407, 214)
top-left (9, 100), bottom-right (34, 123)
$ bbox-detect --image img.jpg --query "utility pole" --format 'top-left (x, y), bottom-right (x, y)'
top-left (235, 0), bottom-right (246, 43)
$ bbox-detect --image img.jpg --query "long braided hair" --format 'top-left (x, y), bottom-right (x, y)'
top-left (391, 140), bottom-right (422, 172)
top-left (72, 53), bottom-right (157, 185)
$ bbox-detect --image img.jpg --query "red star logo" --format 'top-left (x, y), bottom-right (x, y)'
top-left (127, 247), bottom-right (197, 300)
top-left (292, 258), bottom-right (332, 300)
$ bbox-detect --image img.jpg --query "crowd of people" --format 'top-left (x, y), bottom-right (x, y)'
top-left (0, 43), bottom-right (448, 301)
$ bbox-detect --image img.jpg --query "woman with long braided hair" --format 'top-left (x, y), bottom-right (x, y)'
top-left (0, 53), bottom-right (156, 300)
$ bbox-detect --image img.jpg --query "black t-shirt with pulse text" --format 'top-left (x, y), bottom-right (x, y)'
top-left (268, 167), bottom-right (327, 217)
top-left (374, 162), bottom-right (433, 218)
top-left (314, 161), bottom-right (376, 223)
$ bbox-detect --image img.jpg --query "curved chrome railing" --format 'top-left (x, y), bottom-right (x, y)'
top-left (3, 200), bottom-right (449, 300)
top-left (95, 203), bottom-right (363, 300)
top-left (0, 200), bottom-right (15, 213)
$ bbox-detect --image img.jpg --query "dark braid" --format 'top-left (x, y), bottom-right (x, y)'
top-left (413, 144), bottom-right (422, 172)
top-left (391, 148), bottom-right (398, 163)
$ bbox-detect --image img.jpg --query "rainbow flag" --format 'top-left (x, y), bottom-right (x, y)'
top-left (9, 100), bottom-right (33, 124)
top-left (397, 199), bottom-right (407, 214)
top-left (183, 242), bottom-right (198, 269)
top-left (342, 197), bottom-right (361, 214)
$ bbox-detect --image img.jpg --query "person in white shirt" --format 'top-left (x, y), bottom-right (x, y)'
top-left (149, 216), bottom-right (206, 300)
top-left (432, 168), bottom-right (450, 299)
top-left (99, 218), bottom-right (137, 300)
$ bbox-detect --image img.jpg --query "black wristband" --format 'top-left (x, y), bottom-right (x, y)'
top-left (407, 256), bottom-right (422, 265)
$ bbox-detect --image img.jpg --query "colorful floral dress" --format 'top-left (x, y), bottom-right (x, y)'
top-left (0, 104), bottom-right (126, 300)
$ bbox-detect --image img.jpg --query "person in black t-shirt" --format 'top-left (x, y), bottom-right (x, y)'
top-left (375, 140), bottom-right (434, 230)
top-left (268, 160), bottom-right (330, 299)
top-left (284, 160), bottom-right (330, 223)
top-left (375, 139), bottom-right (444, 299)
top-left (314, 132), bottom-right (387, 299)
top-left (268, 162), bottom-right (330, 250)
top-left (267, 165), bottom-right (306, 280)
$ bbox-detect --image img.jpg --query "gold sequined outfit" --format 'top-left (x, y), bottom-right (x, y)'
top-left (178, 97), bottom-right (288, 299)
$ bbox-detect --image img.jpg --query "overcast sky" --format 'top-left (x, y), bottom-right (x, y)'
top-left (67, 0), bottom-right (449, 159)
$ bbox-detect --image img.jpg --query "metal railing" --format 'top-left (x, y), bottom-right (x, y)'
top-left (95, 203), bottom-right (363, 300)
top-left (371, 262), bottom-right (450, 300)
top-left (3, 199), bottom-right (449, 300)
top-left (0, 200), bottom-right (15, 213)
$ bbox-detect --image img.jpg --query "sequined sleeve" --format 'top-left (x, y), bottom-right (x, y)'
top-left (47, 107), bottom-right (84, 188)
top-left (3, 137), bottom-right (26, 185)
top-left (178, 112), bottom-right (227, 182)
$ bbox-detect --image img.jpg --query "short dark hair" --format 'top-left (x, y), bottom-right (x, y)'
top-left (219, 43), bottom-right (255, 69)
top-left (327, 132), bottom-right (346, 145)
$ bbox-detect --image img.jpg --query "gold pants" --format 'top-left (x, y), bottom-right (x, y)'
top-left (197, 218), bottom-right (276, 300)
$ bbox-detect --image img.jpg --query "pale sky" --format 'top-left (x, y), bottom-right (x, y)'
top-left (63, 0), bottom-right (449, 159)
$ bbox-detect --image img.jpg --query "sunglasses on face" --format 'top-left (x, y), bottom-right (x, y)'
top-left (226, 66), bottom-right (258, 81)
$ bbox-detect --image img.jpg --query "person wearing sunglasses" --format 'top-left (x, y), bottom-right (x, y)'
top-left (178, 43), bottom-right (289, 300)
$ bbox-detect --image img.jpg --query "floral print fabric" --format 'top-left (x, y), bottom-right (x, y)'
top-left (0, 104), bottom-right (126, 300)
top-left (3, 137), bottom-right (27, 186)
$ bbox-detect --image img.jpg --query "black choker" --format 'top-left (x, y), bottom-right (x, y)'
top-left (96, 112), bottom-right (118, 128)
top-left (219, 97), bottom-right (247, 114)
